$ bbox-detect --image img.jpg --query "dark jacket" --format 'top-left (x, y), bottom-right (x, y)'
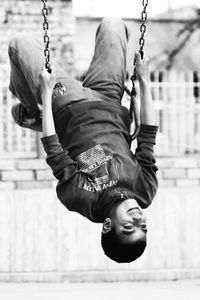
top-left (41, 100), bottom-right (158, 223)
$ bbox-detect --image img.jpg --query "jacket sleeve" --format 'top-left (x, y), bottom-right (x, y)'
top-left (41, 134), bottom-right (79, 181)
top-left (41, 134), bottom-right (96, 221)
top-left (134, 124), bottom-right (159, 205)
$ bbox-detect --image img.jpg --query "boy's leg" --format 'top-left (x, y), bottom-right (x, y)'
top-left (8, 32), bottom-right (84, 117)
top-left (82, 17), bottom-right (129, 104)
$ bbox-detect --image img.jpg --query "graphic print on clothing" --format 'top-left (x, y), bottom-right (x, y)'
top-left (77, 145), bottom-right (118, 192)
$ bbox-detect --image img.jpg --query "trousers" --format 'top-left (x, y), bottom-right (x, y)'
top-left (8, 17), bottom-right (129, 116)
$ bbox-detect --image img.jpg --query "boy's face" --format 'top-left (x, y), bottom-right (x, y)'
top-left (108, 199), bottom-right (147, 243)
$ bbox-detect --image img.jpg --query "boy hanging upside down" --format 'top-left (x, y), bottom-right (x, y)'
top-left (9, 18), bottom-right (158, 263)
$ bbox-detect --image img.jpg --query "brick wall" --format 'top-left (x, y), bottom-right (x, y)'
top-left (157, 157), bottom-right (200, 187)
top-left (0, 0), bottom-right (75, 73)
top-left (0, 159), bottom-right (55, 190)
top-left (0, 157), bottom-right (200, 190)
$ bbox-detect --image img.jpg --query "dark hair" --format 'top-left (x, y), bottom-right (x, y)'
top-left (101, 228), bottom-right (147, 263)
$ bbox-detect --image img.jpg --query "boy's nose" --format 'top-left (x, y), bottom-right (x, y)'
top-left (129, 212), bottom-right (142, 221)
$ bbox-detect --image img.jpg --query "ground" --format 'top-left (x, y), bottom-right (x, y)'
top-left (0, 280), bottom-right (200, 300)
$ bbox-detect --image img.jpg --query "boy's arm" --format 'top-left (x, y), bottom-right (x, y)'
top-left (134, 52), bottom-right (158, 204)
top-left (39, 67), bottom-right (78, 181)
top-left (135, 51), bottom-right (156, 126)
top-left (39, 66), bottom-right (56, 137)
top-left (135, 124), bottom-right (158, 206)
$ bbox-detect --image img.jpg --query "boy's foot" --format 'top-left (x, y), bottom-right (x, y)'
top-left (11, 103), bottom-right (42, 132)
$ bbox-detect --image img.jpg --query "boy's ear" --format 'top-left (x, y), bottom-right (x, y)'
top-left (102, 218), bottom-right (112, 234)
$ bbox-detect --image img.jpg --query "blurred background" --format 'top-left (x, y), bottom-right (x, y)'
top-left (0, 0), bottom-right (200, 294)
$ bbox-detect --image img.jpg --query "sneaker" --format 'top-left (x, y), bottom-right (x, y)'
top-left (11, 103), bottom-right (42, 132)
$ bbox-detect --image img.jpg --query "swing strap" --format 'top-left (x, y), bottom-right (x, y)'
top-left (126, 0), bottom-right (148, 141)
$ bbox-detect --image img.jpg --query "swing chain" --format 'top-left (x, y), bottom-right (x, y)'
top-left (139, 0), bottom-right (148, 54)
top-left (42, 0), bottom-right (51, 72)
top-left (130, 0), bottom-right (148, 97)
top-left (126, 0), bottom-right (148, 140)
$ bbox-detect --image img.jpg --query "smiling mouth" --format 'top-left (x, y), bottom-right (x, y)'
top-left (127, 207), bottom-right (140, 213)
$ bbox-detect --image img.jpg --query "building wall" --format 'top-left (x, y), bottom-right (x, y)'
top-left (0, 157), bottom-right (200, 282)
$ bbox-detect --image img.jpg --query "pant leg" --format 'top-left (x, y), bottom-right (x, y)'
top-left (8, 33), bottom-right (42, 115)
top-left (82, 17), bottom-right (129, 104)
top-left (8, 32), bottom-right (86, 116)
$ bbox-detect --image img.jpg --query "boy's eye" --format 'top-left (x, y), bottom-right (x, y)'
top-left (124, 224), bottom-right (133, 229)
top-left (140, 224), bottom-right (147, 230)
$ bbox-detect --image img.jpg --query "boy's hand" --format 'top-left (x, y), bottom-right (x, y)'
top-left (135, 51), bottom-right (149, 83)
top-left (39, 66), bottom-right (56, 95)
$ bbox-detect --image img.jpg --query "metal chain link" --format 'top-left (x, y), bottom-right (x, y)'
top-left (130, 0), bottom-right (148, 97)
top-left (42, 0), bottom-right (51, 72)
